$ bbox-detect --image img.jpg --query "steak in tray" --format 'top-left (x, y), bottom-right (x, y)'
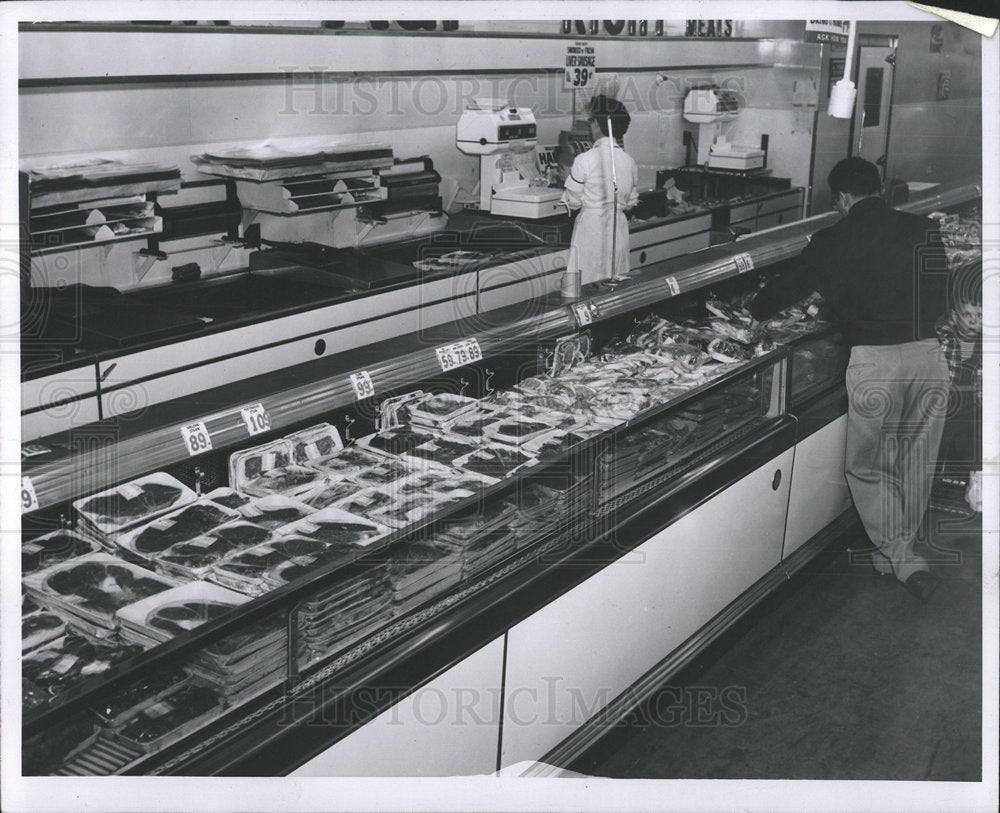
top-left (73, 473), bottom-right (196, 537)
top-left (115, 500), bottom-right (240, 559)
top-left (22, 530), bottom-right (101, 577)
top-left (24, 553), bottom-right (179, 628)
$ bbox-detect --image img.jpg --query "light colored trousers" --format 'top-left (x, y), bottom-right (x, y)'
top-left (845, 340), bottom-right (950, 582)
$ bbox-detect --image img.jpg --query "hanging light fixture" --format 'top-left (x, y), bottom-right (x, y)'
top-left (828, 20), bottom-right (858, 118)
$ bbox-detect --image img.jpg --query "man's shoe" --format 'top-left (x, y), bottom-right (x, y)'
top-left (904, 571), bottom-right (941, 603)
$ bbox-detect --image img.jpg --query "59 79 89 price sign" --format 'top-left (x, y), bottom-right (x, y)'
top-left (436, 338), bottom-right (483, 372)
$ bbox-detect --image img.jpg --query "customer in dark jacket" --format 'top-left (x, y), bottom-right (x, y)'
top-left (750, 157), bottom-right (950, 602)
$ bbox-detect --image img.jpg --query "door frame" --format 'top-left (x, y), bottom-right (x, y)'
top-left (847, 34), bottom-right (899, 181)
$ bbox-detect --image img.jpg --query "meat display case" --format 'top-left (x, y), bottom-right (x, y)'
top-left (19, 179), bottom-right (982, 777)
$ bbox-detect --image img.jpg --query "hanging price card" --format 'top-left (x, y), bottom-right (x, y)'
top-left (733, 253), bottom-right (755, 273)
top-left (436, 338), bottom-right (483, 372)
top-left (181, 421), bottom-right (213, 456)
top-left (21, 476), bottom-right (39, 513)
top-left (571, 302), bottom-right (597, 326)
top-left (350, 371), bottom-right (375, 401)
top-left (240, 404), bottom-right (271, 437)
top-left (665, 276), bottom-right (680, 296)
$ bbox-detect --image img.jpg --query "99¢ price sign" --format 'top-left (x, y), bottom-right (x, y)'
top-left (436, 338), bottom-right (483, 372)
top-left (564, 41), bottom-right (597, 89)
top-left (350, 371), bottom-right (375, 401)
top-left (180, 421), bottom-right (213, 456)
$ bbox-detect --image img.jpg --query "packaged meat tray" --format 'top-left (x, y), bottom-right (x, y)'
top-left (389, 539), bottom-right (462, 598)
top-left (297, 570), bottom-right (390, 617)
top-left (117, 581), bottom-right (249, 647)
top-left (22, 630), bottom-right (144, 708)
top-left (92, 669), bottom-right (190, 729)
top-left (155, 521), bottom-right (273, 581)
top-left (407, 392), bottom-right (481, 427)
top-left (437, 497), bottom-right (516, 544)
top-left (405, 435), bottom-right (481, 468)
top-left (275, 505), bottom-right (392, 548)
top-left (462, 531), bottom-right (517, 578)
top-left (230, 438), bottom-right (325, 498)
top-left (23, 553), bottom-right (180, 632)
top-left (236, 493), bottom-right (315, 530)
top-left (22, 529), bottom-right (101, 577)
top-left (113, 684), bottom-right (223, 754)
top-left (368, 492), bottom-right (458, 530)
top-left (73, 473), bottom-right (197, 537)
top-left (482, 416), bottom-right (559, 446)
top-left (22, 609), bottom-right (67, 652)
top-left (203, 487), bottom-right (251, 511)
top-left (453, 444), bottom-right (537, 480)
top-left (287, 423), bottom-right (343, 465)
top-left (377, 390), bottom-right (426, 430)
top-left (307, 444), bottom-right (386, 480)
top-left (210, 535), bottom-right (345, 596)
top-left (331, 487), bottom-right (398, 520)
top-left (299, 479), bottom-right (361, 510)
top-left (114, 499), bottom-right (240, 561)
top-left (351, 458), bottom-right (416, 489)
top-left (357, 426), bottom-right (437, 458)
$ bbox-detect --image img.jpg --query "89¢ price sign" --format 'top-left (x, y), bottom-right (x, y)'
top-left (240, 404), bottom-right (271, 436)
top-left (180, 421), bottom-right (213, 456)
top-left (564, 41), bottom-right (597, 89)
top-left (21, 476), bottom-right (39, 514)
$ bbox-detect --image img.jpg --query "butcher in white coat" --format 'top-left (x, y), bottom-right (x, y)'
top-left (561, 95), bottom-right (639, 283)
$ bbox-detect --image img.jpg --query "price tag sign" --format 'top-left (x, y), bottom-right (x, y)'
top-left (240, 404), bottom-right (271, 437)
top-left (571, 303), bottom-right (593, 326)
top-left (436, 338), bottom-right (483, 372)
top-left (733, 253), bottom-right (755, 273)
top-left (350, 371), bottom-right (375, 401)
top-left (181, 421), bottom-right (213, 457)
top-left (665, 276), bottom-right (680, 296)
top-left (564, 41), bottom-right (597, 89)
top-left (21, 476), bottom-right (39, 514)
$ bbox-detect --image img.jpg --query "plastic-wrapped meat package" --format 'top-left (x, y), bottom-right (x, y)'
top-left (453, 444), bottom-right (537, 480)
top-left (286, 423), bottom-right (343, 466)
top-left (156, 522), bottom-right (273, 581)
top-left (229, 438), bottom-right (324, 499)
top-left (357, 427), bottom-right (436, 458)
top-left (22, 609), bottom-right (67, 652)
top-left (117, 581), bottom-right (248, 648)
top-left (299, 479), bottom-right (361, 510)
top-left (236, 494), bottom-right (315, 530)
top-left (308, 445), bottom-right (386, 481)
top-left (114, 500), bottom-right (240, 560)
top-left (276, 505), bottom-right (391, 548)
top-left (92, 669), bottom-right (190, 728)
top-left (21, 630), bottom-right (144, 708)
top-left (22, 530), bottom-right (101, 577)
top-left (73, 473), bottom-right (197, 538)
top-left (23, 553), bottom-right (179, 632)
top-left (407, 393), bottom-right (481, 428)
top-left (203, 487), bottom-right (252, 511)
top-left (405, 435), bottom-right (480, 468)
top-left (114, 684), bottom-right (222, 753)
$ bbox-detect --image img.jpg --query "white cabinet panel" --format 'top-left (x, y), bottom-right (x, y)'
top-left (290, 636), bottom-right (504, 777)
top-left (783, 416), bottom-right (851, 558)
top-left (501, 450), bottom-right (793, 766)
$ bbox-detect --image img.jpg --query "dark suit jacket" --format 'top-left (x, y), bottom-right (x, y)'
top-left (750, 197), bottom-right (948, 347)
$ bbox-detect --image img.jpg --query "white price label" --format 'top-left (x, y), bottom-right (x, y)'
top-left (733, 252), bottom-right (755, 273)
top-left (571, 303), bottom-right (594, 326)
top-left (436, 338), bottom-right (483, 372)
top-left (181, 421), bottom-right (213, 456)
top-left (564, 41), bottom-right (597, 89)
top-left (240, 404), bottom-right (271, 437)
top-left (21, 476), bottom-right (39, 514)
top-left (665, 276), bottom-right (680, 296)
top-left (350, 371), bottom-right (375, 401)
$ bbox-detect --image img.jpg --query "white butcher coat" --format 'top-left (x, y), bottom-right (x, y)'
top-left (561, 137), bottom-right (639, 281)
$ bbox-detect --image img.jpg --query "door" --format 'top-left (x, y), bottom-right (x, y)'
top-left (853, 45), bottom-right (896, 174)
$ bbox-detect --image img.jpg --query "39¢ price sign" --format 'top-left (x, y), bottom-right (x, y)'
top-left (564, 41), bottom-right (597, 89)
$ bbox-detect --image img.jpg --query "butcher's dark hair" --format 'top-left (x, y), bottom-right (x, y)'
top-left (827, 157), bottom-right (882, 197)
top-left (589, 95), bottom-right (631, 137)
